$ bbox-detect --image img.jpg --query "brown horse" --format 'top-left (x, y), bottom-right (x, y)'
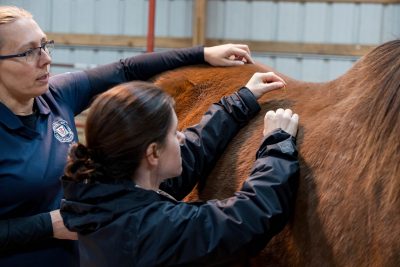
top-left (153, 40), bottom-right (400, 267)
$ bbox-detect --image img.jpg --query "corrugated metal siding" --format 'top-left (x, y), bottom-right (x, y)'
top-left (207, 1), bottom-right (399, 44)
top-left (206, 1), bottom-right (399, 81)
top-left (0, 0), bottom-right (399, 82)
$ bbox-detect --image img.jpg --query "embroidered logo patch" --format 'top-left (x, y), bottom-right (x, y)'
top-left (52, 119), bottom-right (74, 143)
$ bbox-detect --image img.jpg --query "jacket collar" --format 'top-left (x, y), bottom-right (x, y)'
top-left (61, 177), bottom-right (162, 234)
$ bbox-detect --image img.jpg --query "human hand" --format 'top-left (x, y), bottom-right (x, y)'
top-left (263, 108), bottom-right (299, 137)
top-left (245, 72), bottom-right (286, 99)
top-left (204, 43), bottom-right (255, 66)
top-left (50, 209), bottom-right (78, 240)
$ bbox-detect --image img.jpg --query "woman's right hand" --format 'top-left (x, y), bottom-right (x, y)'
top-left (245, 72), bottom-right (286, 99)
top-left (263, 108), bottom-right (299, 137)
top-left (50, 210), bottom-right (78, 240)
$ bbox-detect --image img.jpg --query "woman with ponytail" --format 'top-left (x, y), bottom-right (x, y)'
top-left (0, 5), bottom-right (257, 266)
top-left (61, 72), bottom-right (300, 266)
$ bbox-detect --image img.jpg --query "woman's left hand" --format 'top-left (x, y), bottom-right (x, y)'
top-left (204, 43), bottom-right (255, 66)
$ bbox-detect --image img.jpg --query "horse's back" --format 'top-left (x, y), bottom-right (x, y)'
top-left (153, 45), bottom-right (400, 266)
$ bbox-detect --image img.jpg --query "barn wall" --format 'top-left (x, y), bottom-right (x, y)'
top-left (0, 0), bottom-right (398, 82)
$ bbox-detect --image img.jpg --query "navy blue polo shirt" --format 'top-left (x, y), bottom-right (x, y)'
top-left (0, 71), bottom-right (91, 266)
top-left (0, 45), bottom-right (204, 266)
top-left (0, 71), bottom-right (94, 216)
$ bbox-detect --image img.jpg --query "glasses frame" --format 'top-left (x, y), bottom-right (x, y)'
top-left (0, 40), bottom-right (54, 61)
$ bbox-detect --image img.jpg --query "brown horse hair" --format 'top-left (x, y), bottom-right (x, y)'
top-left (310, 40), bottom-right (400, 208)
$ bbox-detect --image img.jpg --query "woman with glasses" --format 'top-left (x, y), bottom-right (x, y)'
top-left (0, 5), bottom-right (256, 267)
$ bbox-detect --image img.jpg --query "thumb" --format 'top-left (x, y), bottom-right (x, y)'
top-left (286, 113), bottom-right (299, 137)
top-left (265, 81), bottom-right (285, 92)
top-left (224, 59), bottom-right (245, 66)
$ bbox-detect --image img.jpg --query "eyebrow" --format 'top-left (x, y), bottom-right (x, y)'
top-left (18, 37), bottom-right (48, 51)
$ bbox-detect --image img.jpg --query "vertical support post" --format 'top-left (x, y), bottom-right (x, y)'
top-left (147, 0), bottom-right (156, 52)
top-left (192, 0), bottom-right (207, 46)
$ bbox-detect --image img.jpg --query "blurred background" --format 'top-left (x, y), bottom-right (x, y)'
top-left (0, 0), bottom-right (399, 82)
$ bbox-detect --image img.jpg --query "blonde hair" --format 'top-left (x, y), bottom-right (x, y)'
top-left (0, 6), bottom-right (33, 48)
top-left (0, 6), bottom-right (32, 24)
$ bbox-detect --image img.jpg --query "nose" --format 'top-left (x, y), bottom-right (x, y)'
top-left (37, 49), bottom-right (52, 67)
top-left (177, 131), bottom-right (185, 145)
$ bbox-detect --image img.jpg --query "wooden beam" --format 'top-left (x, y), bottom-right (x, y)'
top-left (192, 0), bottom-right (207, 46)
top-left (46, 33), bottom-right (192, 49)
top-left (205, 39), bottom-right (376, 57)
top-left (46, 33), bottom-right (376, 57)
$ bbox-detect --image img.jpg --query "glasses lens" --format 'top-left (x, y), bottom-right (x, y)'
top-left (25, 49), bottom-right (36, 62)
top-left (44, 41), bottom-right (54, 55)
top-left (25, 41), bottom-right (54, 62)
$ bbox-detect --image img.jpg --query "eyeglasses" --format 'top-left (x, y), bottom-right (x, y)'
top-left (0, 40), bottom-right (54, 62)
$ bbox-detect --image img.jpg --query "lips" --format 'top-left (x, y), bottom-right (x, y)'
top-left (36, 73), bottom-right (49, 82)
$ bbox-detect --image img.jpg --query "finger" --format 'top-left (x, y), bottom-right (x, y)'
top-left (263, 72), bottom-right (286, 85)
top-left (229, 47), bottom-right (255, 64)
top-left (263, 110), bottom-right (276, 136)
top-left (230, 44), bottom-right (251, 56)
top-left (265, 110), bottom-right (276, 120)
top-left (281, 109), bottom-right (292, 130)
top-left (264, 110), bottom-right (276, 127)
top-left (274, 108), bottom-right (284, 129)
top-left (292, 113), bottom-right (299, 123)
top-left (275, 74), bottom-right (287, 86)
top-left (275, 108), bottom-right (284, 118)
top-left (283, 109), bottom-right (293, 118)
top-left (264, 81), bottom-right (285, 92)
top-left (233, 55), bottom-right (249, 64)
top-left (286, 113), bottom-right (299, 137)
top-left (223, 59), bottom-right (245, 66)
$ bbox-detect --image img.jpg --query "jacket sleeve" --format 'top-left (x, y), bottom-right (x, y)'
top-left (160, 87), bottom-right (261, 200)
top-left (83, 46), bottom-right (204, 97)
top-left (138, 129), bottom-right (299, 266)
top-left (49, 46), bottom-right (204, 115)
top-left (0, 213), bottom-right (53, 253)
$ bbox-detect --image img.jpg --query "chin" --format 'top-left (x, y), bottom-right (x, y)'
top-left (34, 84), bottom-right (49, 97)
top-left (172, 167), bottom-right (183, 178)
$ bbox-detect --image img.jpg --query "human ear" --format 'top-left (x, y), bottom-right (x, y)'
top-left (145, 143), bottom-right (159, 166)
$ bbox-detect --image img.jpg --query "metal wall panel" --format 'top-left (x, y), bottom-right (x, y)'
top-left (250, 2), bottom-right (278, 40)
top-left (205, 1), bottom-right (399, 81)
top-left (122, 0), bottom-right (147, 35)
top-left (383, 4), bottom-right (400, 41)
top-left (303, 3), bottom-right (329, 43)
top-left (156, 0), bottom-right (192, 37)
top-left (207, 1), bottom-right (399, 45)
top-left (359, 4), bottom-right (383, 44)
top-left (0, 0), bottom-right (398, 82)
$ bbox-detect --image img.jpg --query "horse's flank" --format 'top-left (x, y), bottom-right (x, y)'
top-left (153, 40), bottom-right (400, 266)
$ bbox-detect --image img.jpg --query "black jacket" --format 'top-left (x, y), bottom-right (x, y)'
top-left (61, 88), bottom-right (299, 267)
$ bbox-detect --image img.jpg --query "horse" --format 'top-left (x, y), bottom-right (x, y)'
top-left (153, 40), bottom-right (400, 267)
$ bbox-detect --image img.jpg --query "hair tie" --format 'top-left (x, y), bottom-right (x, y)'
top-left (74, 143), bottom-right (91, 161)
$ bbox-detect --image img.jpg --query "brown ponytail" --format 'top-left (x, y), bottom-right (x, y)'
top-left (64, 81), bottom-right (175, 183)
